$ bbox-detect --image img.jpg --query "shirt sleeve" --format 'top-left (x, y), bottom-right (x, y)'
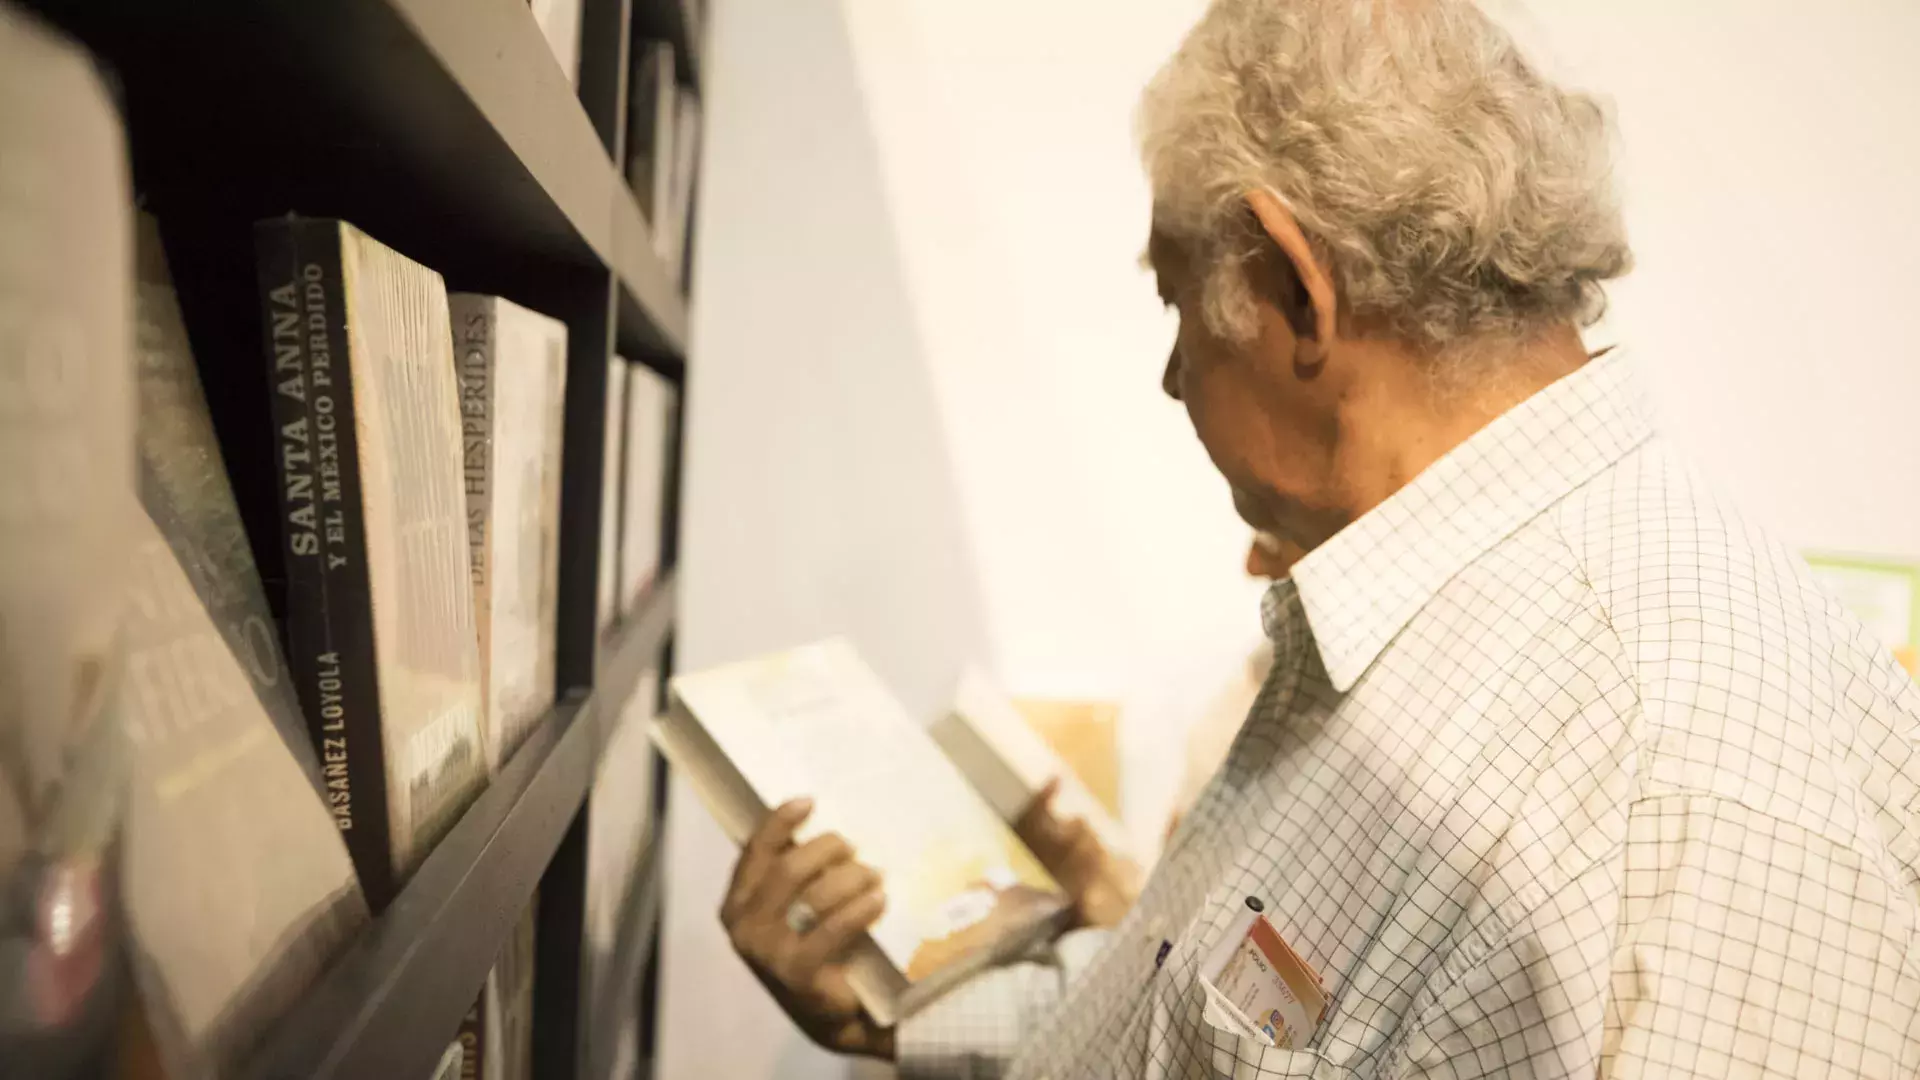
top-left (1598, 792), bottom-right (1919, 1078)
top-left (895, 928), bottom-right (1112, 1080)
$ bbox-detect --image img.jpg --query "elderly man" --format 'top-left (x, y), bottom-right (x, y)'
top-left (720, 0), bottom-right (1920, 1076)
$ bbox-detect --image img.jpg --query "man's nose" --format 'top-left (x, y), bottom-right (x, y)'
top-left (1161, 346), bottom-right (1182, 401)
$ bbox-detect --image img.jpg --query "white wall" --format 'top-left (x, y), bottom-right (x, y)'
top-left (666, 2), bottom-right (1920, 1077)
top-left (1504, 0), bottom-right (1920, 556)
top-left (660, 0), bottom-right (991, 1076)
top-left (841, 0), bottom-right (1256, 861)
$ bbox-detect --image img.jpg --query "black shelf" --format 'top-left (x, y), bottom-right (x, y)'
top-left (22, 1), bottom-right (694, 1075)
top-left (237, 579), bottom-right (677, 1080)
top-left (33, 0), bottom-right (687, 357)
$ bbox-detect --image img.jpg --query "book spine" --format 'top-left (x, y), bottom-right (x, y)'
top-left (256, 217), bottom-right (397, 908)
top-left (452, 297), bottom-right (498, 772)
top-left (457, 995), bottom-right (485, 1080)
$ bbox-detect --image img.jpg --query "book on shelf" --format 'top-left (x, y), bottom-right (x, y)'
top-left (933, 669), bottom-right (1138, 868)
top-left (608, 1013), bottom-right (642, 1080)
top-left (660, 86), bottom-right (702, 286)
top-left (123, 215), bottom-right (370, 1077)
top-left (619, 365), bottom-right (673, 611)
top-left (596, 357), bottom-right (629, 637)
top-left (529, 0), bottom-right (584, 86)
top-left (585, 673), bottom-right (659, 1004)
top-left (0, 10), bottom-right (133, 1071)
top-left (457, 898), bottom-right (537, 1080)
top-left (254, 216), bottom-right (489, 911)
top-left (657, 640), bottom-right (1071, 1026)
top-left (449, 294), bottom-right (568, 774)
top-left (624, 41), bottom-right (675, 232)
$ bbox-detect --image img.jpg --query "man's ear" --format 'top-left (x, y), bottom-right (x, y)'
top-left (1245, 188), bottom-right (1337, 359)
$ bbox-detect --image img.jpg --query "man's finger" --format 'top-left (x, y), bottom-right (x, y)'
top-left (744, 831), bottom-right (856, 914)
top-left (792, 888), bottom-right (886, 973)
top-left (802, 861), bottom-right (881, 919)
top-left (1016, 778), bottom-right (1063, 830)
top-left (725, 798), bottom-right (814, 919)
top-left (1016, 779), bottom-right (1073, 851)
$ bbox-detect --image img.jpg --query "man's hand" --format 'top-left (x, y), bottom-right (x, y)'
top-left (721, 798), bottom-right (894, 1059)
top-left (1014, 779), bottom-right (1141, 929)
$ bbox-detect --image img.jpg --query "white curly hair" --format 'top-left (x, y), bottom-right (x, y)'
top-left (1140, 0), bottom-right (1631, 358)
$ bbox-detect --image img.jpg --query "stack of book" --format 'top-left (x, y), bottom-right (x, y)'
top-left (255, 216), bottom-right (578, 1079)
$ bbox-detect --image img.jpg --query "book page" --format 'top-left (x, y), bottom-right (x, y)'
top-left (672, 640), bottom-right (1063, 980)
top-left (340, 225), bottom-right (486, 878)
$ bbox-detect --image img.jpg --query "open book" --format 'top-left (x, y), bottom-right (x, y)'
top-left (656, 640), bottom-right (1070, 1026)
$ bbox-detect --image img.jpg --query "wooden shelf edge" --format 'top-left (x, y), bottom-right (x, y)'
top-left (238, 577), bottom-right (678, 1080)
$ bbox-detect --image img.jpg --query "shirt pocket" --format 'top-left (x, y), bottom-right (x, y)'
top-left (1187, 971), bottom-right (1356, 1080)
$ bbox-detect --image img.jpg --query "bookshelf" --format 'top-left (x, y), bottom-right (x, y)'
top-left (17, 0), bottom-right (697, 1077)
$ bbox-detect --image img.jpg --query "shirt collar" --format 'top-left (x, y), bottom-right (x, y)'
top-left (1278, 349), bottom-right (1654, 692)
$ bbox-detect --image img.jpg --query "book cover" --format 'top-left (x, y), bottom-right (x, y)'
top-left (624, 41), bottom-right (675, 227)
top-left (0, 11), bottom-right (133, 1071)
top-left (618, 367), bottom-right (672, 610)
top-left (596, 358), bottom-right (629, 637)
top-left (658, 640), bottom-right (1070, 1025)
top-left (255, 216), bottom-right (488, 910)
top-left (935, 670), bottom-right (1136, 866)
top-left (449, 294), bottom-right (568, 774)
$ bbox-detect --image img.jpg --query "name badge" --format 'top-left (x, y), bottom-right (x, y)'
top-left (1197, 897), bottom-right (1327, 1049)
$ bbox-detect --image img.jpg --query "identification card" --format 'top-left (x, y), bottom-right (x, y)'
top-left (1198, 898), bottom-right (1327, 1049)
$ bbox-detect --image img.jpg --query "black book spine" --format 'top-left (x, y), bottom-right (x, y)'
top-left (255, 217), bottom-right (397, 909)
